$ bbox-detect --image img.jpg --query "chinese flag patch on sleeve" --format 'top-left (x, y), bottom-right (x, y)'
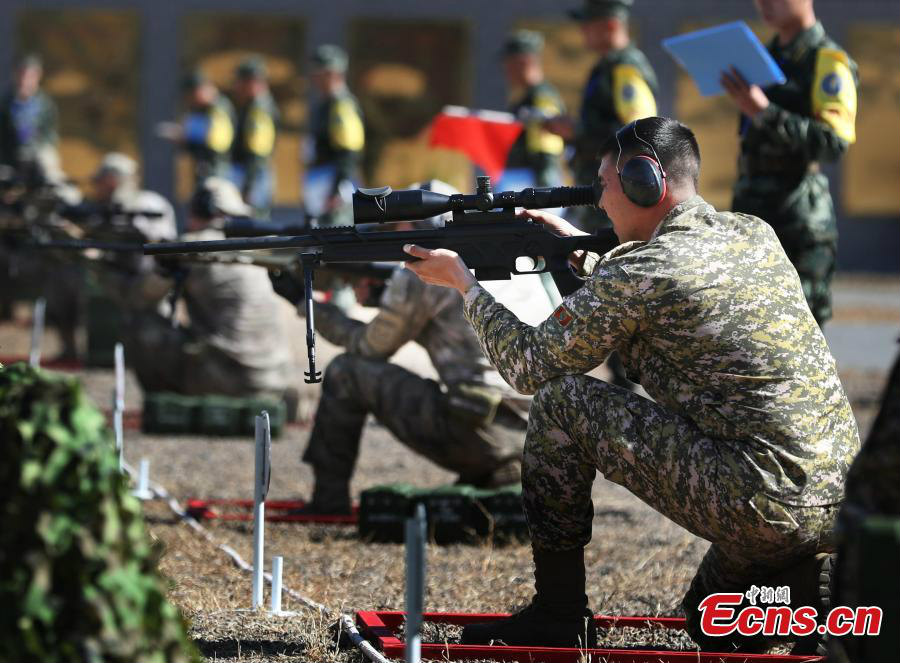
top-left (552, 304), bottom-right (574, 327)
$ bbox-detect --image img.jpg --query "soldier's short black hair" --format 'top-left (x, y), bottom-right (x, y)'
top-left (599, 116), bottom-right (701, 187)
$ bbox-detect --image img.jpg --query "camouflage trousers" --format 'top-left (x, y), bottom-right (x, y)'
top-left (304, 353), bottom-right (526, 485)
top-left (733, 173), bottom-right (837, 325)
top-left (524, 375), bottom-right (838, 647)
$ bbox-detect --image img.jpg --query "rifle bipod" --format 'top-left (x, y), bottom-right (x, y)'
top-left (299, 253), bottom-right (323, 384)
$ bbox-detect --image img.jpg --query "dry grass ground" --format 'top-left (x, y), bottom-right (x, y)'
top-left (0, 276), bottom-right (894, 661)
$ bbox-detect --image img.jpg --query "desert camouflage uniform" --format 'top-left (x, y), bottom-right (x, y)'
top-left (463, 196), bottom-right (859, 645)
top-left (132, 228), bottom-right (294, 398)
top-left (305, 267), bottom-right (526, 488)
top-left (732, 21), bottom-right (858, 325)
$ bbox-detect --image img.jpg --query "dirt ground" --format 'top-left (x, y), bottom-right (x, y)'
top-left (1, 274), bottom-right (896, 662)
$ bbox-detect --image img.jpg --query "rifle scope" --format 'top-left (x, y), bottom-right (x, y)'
top-left (353, 179), bottom-right (597, 224)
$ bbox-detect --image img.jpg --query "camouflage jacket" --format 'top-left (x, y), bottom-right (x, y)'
top-left (183, 93), bottom-right (235, 179)
top-left (314, 267), bottom-right (515, 396)
top-left (308, 87), bottom-right (364, 192)
top-left (735, 21), bottom-right (857, 193)
top-left (573, 45), bottom-right (658, 184)
top-left (506, 81), bottom-right (566, 186)
top-left (464, 196), bottom-right (859, 506)
top-left (232, 93), bottom-right (278, 176)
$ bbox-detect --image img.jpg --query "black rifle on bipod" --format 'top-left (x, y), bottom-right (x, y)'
top-left (166, 250), bottom-right (397, 307)
top-left (145, 176), bottom-right (618, 383)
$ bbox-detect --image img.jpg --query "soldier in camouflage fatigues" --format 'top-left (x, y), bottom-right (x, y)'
top-left (306, 45), bottom-right (365, 229)
top-left (404, 117), bottom-right (859, 652)
top-left (172, 71), bottom-right (235, 184)
top-left (134, 177), bottom-right (295, 400)
top-left (501, 30), bottom-right (566, 189)
top-left (229, 57), bottom-right (278, 217)
top-left (562, 0), bottom-right (658, 234)
top-left (724, 4), bottom-right (858, 325)
top-left (300, 265), bottom-right (527, 513)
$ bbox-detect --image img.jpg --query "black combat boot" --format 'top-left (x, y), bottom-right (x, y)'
top-left (461, 547), bottom-right (597, 649)
top-left (293, 470), bottom-right (352, 516)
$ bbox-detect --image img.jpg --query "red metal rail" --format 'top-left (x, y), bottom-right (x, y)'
top-left (0, 355), bottom-right (84, 371)
top-left (355, 610), bottom-right (823, 663)
top-left (185, 498), bottom-right (358, 524)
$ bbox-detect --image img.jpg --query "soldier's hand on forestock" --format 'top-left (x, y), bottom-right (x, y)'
top-left (402, 244), bottom-right (477, 294)
top-left (720, 66), bottom-right (769, 118)
top-left (517, 209), bottom-right (590, 270)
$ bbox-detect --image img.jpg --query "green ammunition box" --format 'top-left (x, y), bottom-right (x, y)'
top-left (421, 484), bottom-right (482, 544)
top-left (477, 484), bottom-right (528, 540)
top-left (141, 392), bottom-right (199, 434)
top-left (197, 395), bottom-right (244, 436)
top-left (358, 483), bottom-right (426, 542)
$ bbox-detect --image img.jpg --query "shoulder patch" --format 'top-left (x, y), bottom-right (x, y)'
top-left (552, 304), bottom-right (575, 327)
top-left (812, 47), bottom-right (857, 143)
top-left (612, 64), bottom-right (656, 124)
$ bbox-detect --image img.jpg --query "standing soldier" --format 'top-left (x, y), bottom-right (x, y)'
top-left (500, 30), bottom-right (566, 190)
top-left (722, 0), bottom-right (857, 326)
top-left (547, 0), bottom-right (657, 234)
top-left (230, 57), bottom-right (278, 217)
top-left (158, 71), bottom-right (235, 186)
top-left (305, 44), bottom-right (364, 228)
top-left (0, 53), bottom-right (62, 187)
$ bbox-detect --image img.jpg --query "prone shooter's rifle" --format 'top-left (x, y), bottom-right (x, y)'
top-left (145, 176), bottom-right (618, 383)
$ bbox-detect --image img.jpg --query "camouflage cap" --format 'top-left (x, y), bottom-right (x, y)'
top-left (92, 152), bottom-right (138, 181)
top-left (502, 30), bottom-right (545, 57)
top-left (192, 176), bottom-right (252, 218)
top-left (181, 69), bottom-right (209, 91)
top-left (568, 0), bottom-right (632, 21)
top-left (311, 44), bottom-right (348, 73)
top-left (235, 55), bottom-right (267, 80)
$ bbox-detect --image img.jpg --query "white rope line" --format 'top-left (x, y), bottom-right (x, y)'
top-left (123, 461), bottom-right (328, 615)
top-left (340, 614), bottom-right (394, 663)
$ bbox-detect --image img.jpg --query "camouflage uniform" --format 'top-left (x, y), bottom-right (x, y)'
top-left (732, 21), bottom-right (858, 325)
top-left (305, 267), bottom-right (526, 494)
top-left (570, 45), bottom-right (657, 232)
top-left (230, 93), bottom-right (278, 216)
top-left (462, 196), bottom-right (859, 646)
top-left (506, 81), bottom-right (566, 187)
top-left (131, 227), bottom-right (295, 399)
top-left (306, 87), bottom-right (364, 227)
top-left (183, 92), bottom-right (235, 182)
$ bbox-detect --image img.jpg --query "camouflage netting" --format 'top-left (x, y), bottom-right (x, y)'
top-left (0, 362), bottom-right (199, 663)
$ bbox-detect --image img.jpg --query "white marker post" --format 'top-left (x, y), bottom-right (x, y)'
top-left (28, 297), bottom-right (46, 368)
top-left (132, 457), bottom-right (153, 500)
top-left (251, 411), bottom-right (272, 610)
top-left (271, 556), bottom-right (284, 614)
top-left (113, 343), bottom-right (125, 470)
top-left (405, 503), bottom-right (426, 663)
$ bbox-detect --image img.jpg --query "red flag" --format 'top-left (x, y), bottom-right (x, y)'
top-left (428, 106), bottom-right (523, 182)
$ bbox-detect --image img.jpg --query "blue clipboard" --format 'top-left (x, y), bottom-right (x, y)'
top-left (662, 21), bottom-right (786, 97)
